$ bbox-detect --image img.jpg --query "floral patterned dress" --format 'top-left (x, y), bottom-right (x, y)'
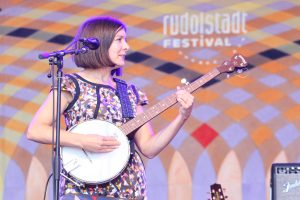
top-left (59, 73), bottom-right (148, 200)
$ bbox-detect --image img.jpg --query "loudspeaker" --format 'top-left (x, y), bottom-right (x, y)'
top-left (271, 163), bottom-right (300, 200)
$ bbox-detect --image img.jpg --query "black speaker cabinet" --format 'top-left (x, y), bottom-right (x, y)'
top-left (271, 163), bottom-right (300, 200)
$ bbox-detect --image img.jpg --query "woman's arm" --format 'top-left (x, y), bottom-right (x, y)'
top-left (134, 87), bottom-right (194, 158)
top-left (26, 90), bottom-right (120, 153)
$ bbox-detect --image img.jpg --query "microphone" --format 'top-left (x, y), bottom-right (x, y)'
top-left (79, 38), bottom-right (100, 50)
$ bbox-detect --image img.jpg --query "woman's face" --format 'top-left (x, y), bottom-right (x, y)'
top-left (108, 28), bottom-right (129, 67)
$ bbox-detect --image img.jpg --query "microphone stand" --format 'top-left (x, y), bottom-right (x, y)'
top-left (39, 47), bottom-right (88, 200)
top-left (54, 55), bottom-right (63, 200)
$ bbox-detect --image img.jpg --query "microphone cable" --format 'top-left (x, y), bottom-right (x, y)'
top-left (43, 173), bottom-right (53, 200)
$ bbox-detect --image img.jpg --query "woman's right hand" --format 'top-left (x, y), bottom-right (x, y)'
top-left (79, 134), bottom-right (120, 153)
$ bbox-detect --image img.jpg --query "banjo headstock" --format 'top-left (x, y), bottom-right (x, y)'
top-left (217, 53), bottom-right (248, 74)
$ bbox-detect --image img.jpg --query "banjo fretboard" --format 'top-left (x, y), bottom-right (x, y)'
top-left (120, 68), bottom-right (220, 135)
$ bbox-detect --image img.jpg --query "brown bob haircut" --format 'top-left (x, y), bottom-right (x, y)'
top-left (71, 16), bottom-right (126, 70)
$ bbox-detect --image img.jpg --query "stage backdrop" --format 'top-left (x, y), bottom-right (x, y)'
top-left (1, 0), bottom-right (300, 199)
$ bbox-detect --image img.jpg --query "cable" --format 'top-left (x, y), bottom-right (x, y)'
top-left (43, 173), bottom-right (53, 200)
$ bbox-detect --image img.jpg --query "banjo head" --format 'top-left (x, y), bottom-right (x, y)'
top-left (61, 119), bottom-right (131, 184)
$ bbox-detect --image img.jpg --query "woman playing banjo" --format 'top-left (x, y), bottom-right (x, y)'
top-left (27, 16), bottom-right (194, 200)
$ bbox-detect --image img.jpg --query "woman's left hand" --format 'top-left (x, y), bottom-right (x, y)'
top-left (176, 86), bottom-right (194, 120)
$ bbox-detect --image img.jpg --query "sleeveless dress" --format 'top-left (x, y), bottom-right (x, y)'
top-left (59, 73), bottom-right (148, 200)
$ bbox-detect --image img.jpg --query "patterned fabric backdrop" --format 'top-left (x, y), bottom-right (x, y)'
top-left (0, 0), bottom-right (300, 200)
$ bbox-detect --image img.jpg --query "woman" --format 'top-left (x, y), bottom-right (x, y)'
top-left (27, 16), bottom-right (194, 200)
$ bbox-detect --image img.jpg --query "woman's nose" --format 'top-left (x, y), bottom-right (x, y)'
top-left (123, 40), bottom-right (130, 51)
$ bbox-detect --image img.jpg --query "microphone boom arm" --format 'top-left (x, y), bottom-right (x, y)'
top-left (38, 47), bottom-right (88, 60)
top-left (38, 37), bottom-right (99, 60)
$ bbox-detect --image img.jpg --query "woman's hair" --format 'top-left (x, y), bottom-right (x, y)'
top-left (71, 16), bottom-right (126, 70)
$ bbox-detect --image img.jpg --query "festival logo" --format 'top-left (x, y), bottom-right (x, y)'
top-left (163, 12), bottom-right (248, 65)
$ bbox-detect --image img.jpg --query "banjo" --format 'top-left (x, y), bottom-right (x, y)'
top-left (61, 53), bottom-right (247, 185)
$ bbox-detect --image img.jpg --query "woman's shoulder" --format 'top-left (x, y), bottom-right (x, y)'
top-left (128, 84), bottom-right (149, 106)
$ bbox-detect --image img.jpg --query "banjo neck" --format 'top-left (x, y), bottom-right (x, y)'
top-left (120, 53), bottom-right (247, 135)
top-left (120, 68), bottom-right (220, 135)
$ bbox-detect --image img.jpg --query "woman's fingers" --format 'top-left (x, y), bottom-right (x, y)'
top-left (175, 87), bottom-right (194, 120)
top-left (95, 136), bottom-right (121, 152)
top-left (81, 134), bottom-right (121, 153)
top-left (102, 136), bottom-right (121, 145)
top-left (176, 89), bottom-right (194, 106)
top-left (99, 136), bottom-right (120, 149)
